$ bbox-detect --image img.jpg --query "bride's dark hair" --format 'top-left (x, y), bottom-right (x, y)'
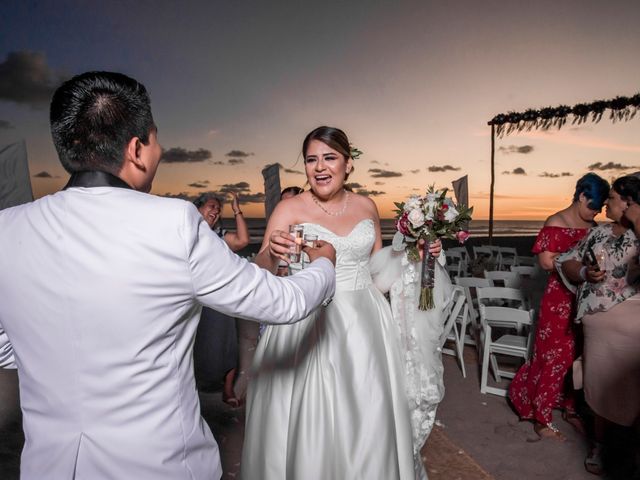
top-left (302, 126), bottom-right (354, 180)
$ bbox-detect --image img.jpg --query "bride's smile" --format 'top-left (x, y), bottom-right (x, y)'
top-left (304, 139), bottom-right (353, 201)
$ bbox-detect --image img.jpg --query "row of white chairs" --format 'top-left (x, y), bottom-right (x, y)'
top-left (445, 245), bottom-right (537, 278)
top-left (440, 275), bottom-right (539, 396)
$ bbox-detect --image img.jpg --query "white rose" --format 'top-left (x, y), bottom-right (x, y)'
top-left (444, 206), bottom-right (459, 222)
top-left (426, 193), bottom-right (437, 203)
top-left (403, 195), bottom-right (421, 212)
top-left (407, 208), bottom-right (425, 228)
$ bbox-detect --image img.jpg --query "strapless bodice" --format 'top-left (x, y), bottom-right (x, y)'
top-left (301, 219), bottom-right (375, 292)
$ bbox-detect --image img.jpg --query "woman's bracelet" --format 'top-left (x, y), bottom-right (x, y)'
top-left (233, 210), bottom-right (243, 216)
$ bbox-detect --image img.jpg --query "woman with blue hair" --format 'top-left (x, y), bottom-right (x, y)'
top-left (558, 175), bottom-right (640, 474)
top-left (509, 172), bottom-right (609, 441)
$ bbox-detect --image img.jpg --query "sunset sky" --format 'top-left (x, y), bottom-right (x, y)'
top-left (1, 0), bottom-right (639, 219)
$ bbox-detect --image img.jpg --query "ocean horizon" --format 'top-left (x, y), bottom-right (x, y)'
top-left (225, 218), bottom-right (543, 244)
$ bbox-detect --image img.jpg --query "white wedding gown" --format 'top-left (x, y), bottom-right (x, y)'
top-left (241, 219), bottom-right (418, 480)
top-left (370, 246), bottom-right (451, 471)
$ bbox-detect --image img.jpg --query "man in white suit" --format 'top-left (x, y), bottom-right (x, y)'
top-left (0, 71), bottom-right (336, 479)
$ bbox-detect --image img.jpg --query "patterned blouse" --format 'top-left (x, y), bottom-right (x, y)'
top-left (556, 223), bottom-right (640, 321)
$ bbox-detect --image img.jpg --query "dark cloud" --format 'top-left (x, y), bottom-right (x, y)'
top-left (0, 120), bottom-right (14, 130)
top-left (427, 165), bottom-right (461, 172)
top-left (409, 169), bottom-right (421, 174)
top-left (166, 184), bottom-right (265, 205)
top-left (370, 160), bottom-right (380, 165)
top-left (539, 172), bottom-right (573, 178)
top-left (345, 182), bottom-right (364, 189)
top-left (163, 192), bottom-right (193, 201)
top-left (33, 170), bottom-right (53, 178)
top-left (219, 182), bottom-right (251, 194)
top-left (227, 158), bottom-right (245, 165)
top-left (368, 168), bottom-right (402, 178)
top-left (502, 167), bottom-right (527, 175)
top-left (284, 168), bottom-right (304, 175)
top-left (498, 145), bottom-right (535, 155)
top-left (237, 192), bottom-right (266, 204)
top-left (188, 181), bottom-right (210, 188)
top-left (355, 189), bottom-right (385, 197)
top-left (588, 161), bottom-right (638, 171)
top-left (161, 147), bottom-right (212, 163)
top-left (217, 182), bottom-right (265, 204)
top-left (0, 51), bottom-right (68, 108)
top-left (374, 181), bottom-right (385, 186)
top-left (225, 150), bottom-right (254, 158)
top-left (212, 161), bottom-right (225, 165)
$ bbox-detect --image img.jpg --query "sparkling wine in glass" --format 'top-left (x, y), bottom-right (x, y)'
top-left (288, 224), bottom-right (304, 264)
top-left (301, 233), bottom-right (318, 269)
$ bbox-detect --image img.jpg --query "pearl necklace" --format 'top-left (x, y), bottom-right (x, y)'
top-left (311, 191), bottom-right (350, 217)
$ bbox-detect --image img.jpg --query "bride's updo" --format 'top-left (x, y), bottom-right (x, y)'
top-left (302, 126), bottom-right (355, 181)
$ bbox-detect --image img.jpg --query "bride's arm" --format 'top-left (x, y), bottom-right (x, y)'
top-left (366, 199), bottom-right (384, 255)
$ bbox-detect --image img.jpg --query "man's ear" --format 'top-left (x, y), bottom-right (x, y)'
top-left (124, 137), bottom-right (146, 172)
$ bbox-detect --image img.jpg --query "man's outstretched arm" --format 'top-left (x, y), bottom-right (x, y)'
top-left (183, 204), bottom-right (335, 324)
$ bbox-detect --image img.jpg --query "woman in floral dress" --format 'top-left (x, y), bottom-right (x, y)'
top-left (508, 173), bottom-right (609, 440)
top-left (557, 175), bottom-right (640, 474)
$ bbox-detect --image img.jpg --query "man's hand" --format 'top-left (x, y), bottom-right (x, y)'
top-left (268, 230), bottom-right (294, 263)
top-left (304, 240), bottom-right (336, 266)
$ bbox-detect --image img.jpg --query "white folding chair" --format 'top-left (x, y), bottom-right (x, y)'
top-left (473, 245), bottom-right (497, 272)
top-left (445, 249), bottom-right (466, 280)
top-left (497, 246), bottom-right (519, 270)
top-left (518, 255), bottom-right (536, 267)
top-left (479, 304), bottom-right (535, 396)
top-left (448, 246), bottom-right (470, 263)
top-left (476, 286), bottom-right (528, 313)
top-left (447, 246), bottom-right (469, 277)
top-left (454, 276), bottom-right (491, 349)
top-left (473, 245), bottom-right (493, 261)
top-left (439, 286), bottom-right (468, 378)
top-left (484, 270), bottom-right (522, 289)
top-left (510, 265), bottom-right (536, 277)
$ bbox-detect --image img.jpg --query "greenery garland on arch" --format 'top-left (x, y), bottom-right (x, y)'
top-left (488, 93), bottom-right (640, 137)
top-left (485, 92), bottom-right (639, 241)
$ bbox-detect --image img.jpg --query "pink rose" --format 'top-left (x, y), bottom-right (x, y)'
top-left (456, 231), bottom-right (470, 244)
top-left (396, 213), bottom-right (411, 235)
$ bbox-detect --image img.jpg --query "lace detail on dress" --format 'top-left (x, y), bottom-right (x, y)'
top-left (302, 219), bottom-right (375, 292)
top-left (385, 251), bottom-right (448, 466)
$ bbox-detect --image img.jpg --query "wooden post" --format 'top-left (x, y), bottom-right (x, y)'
top-left (489, 124), bottom-right (495, 244)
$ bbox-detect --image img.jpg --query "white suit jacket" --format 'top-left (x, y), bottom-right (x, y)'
top-left (0, 186), bottom-right (335, 479)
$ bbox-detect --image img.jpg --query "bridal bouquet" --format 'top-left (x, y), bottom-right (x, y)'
top-left (393, 186), bottom-right (473, 310)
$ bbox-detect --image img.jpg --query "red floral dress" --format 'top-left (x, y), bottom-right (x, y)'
top-left (508, 226), bottom-right (589, 426)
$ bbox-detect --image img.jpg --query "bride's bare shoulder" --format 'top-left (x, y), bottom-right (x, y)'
top-left (353, 192), bottom-right (379, 211)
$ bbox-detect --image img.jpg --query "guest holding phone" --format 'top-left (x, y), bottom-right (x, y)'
top-left (557, 175), bottom-right (640, 475)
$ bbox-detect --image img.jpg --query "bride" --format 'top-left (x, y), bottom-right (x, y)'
top-left (241, 126), bottom-right (443, 479)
